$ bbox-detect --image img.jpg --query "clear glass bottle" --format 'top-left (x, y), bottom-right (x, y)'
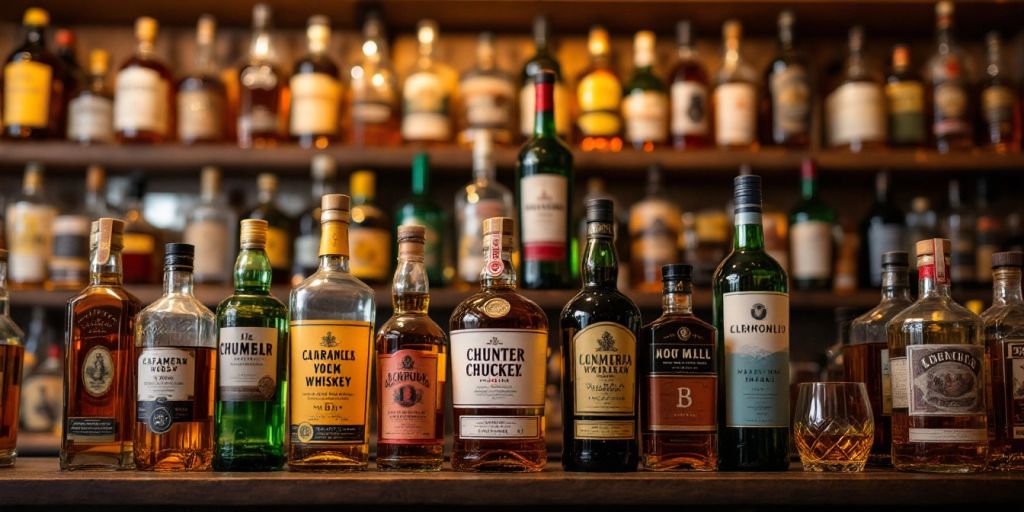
top-left (983, 251), bottom-right (1024, 471)
top-left (623, 31), bottom-right (668, 152)
top-left (347, 12), bottom-right (400, 146)
top-left (67, 49), bottom-right (114, 144)
top-left (713, 20), bottom-right (758, 150)
top-left (184, 167), bottom-right (235, 285)
top-left (133, 244), bottom-right (217, 471)
top-left (3, 8), bottom-right (67, 140)
top-left (290, 15), bottom-right (341, 148)
top-left (980, 32), bottom-right (1021, 153)
top-left (115, 16), bottom-right (174, 144)
top-left (292, 155), bottom-right (338, 283)
top-left (5, 162), bottom-right (57, 289)
top-left (375, 225), bottom-right (447, 471)
top-left (177, 15), bottom-right (226, 144)
top-left (456, 129), bottom-right (514, 286)
top-left (885, 45), bottom-right (926, 147)
top-left (927, 1), bottom-right (972, 153)
top-left (669, 21), bottom-right (710, 150)
top-left (827, 26), bottom-right (886, 151)
top-left (401, 20), bottom-right (454, 144)
top-left (942, 179), bottom-right (975, 287)
top-left (459, 31), bottom-right (515, 146)
top-left (889, 239), bottom-right (987, 473)
top-left (237, 4), bottom-right (285, 148)
top-left (0, 250), bottom-right (25, 467)
top-left (575, 26), bottom-right (622, 152)
top-left (349, 171), bottom-right (392, 285)
top-left (519, 15), bottom-right (569, 139)
top-left (289, 195), bottom-right (375, 471)
top-left (630, 165), bottom-right (681, 292)
top-left (761, 10), bottom-right (811, 148)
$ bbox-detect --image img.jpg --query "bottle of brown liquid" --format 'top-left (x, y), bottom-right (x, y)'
top-left (114, 17), bottom-right (174, 143)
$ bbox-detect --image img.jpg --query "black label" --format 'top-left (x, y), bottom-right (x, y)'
top-left (52, 233), bottom-right (89, 259)
top-left (137, 398), bottom-right (196, 434)
top-left (67, 417), bottom-right (116, 438)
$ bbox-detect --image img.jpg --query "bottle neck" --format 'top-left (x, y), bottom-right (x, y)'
top-left (880, 266), bottom-right (912, 302)
top-left (533, 80), bottom-right (556, 138)
top-left (662, 280), bottom-right (693, 314)
top-left (393, 256), bottom-right (429, 315)
top-left (258, 187), bottom-right (275, 205)
top-left (195, 39), bottom-right (216, 75)
top-left (918, 256), bottom-right (952, 298)
top-left (90, 248), bottom-right (125, 286)
top-left (318, 220), bottom-right (350, 272)
top-left (481, 232), bottom-right (517, 290)
top-left (992, 268), bottom-right (1023, 306)
top-left (801, 176), bottom-right (818, 199)
top-left (734, 210), bottom-right (765, 251)
top-left (582, 221), bottom-right (618, 289)
top-left (937, 19), bottom-right (953, 54)
top-left (137, 38), bottom-right (155, 59)
top-left (723, 39), bottom-right (740, 71)
top-left (164, 268), bottom-right (195, 296)
top-left (234, 247), bottom-right (272, 293)
top-left (677, 42), bottom-right (695, 60)
top-left (473, 151), bottom-right (496, 182)
top-left (26, 26), bottom-right (46, 46)
top-left (779, 25), bottom-right (794, 51)
top-left (250, 30), bottom-right (272, 62)
top-left (89, 70), bottom-right (107, 91)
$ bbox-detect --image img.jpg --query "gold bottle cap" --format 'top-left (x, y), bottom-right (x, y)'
top-left (915, 238), bottom-right (952, 258)
top-left (200, 166), bottom-right (221, 196)
top-left (587, 26), bottom-right (609, 57)
top-left (135, 16), bottom-right (159, 43)
top-left (23, 8), bottom-right (49, 27)
top-left (257, 173), bottom-right (278, 193)
top-left (196, 14), bottom-right (217, 46)
top-left (240, 219), bottom-right (268, 249)
top-left (397, 225), bottom-right (426, 261)
top-left (320, 193), bottom-right (351, 224)
top-left (892, 45), bottom-right (910, 69)
top-left (311, 154), bottom-right (337, 180)
top-left (483, 217), bottom-right (515, 236)
top-left (86, 165), bottom-right (105, 192)
top-left (88, 49), bottom-right (109, 75)
top-left (23, 162), bottom-right (44, 191)
top-left (350, 170), bottom-right (376, 199)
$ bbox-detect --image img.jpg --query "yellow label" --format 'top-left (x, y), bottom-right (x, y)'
top-left (885, 81), bottom-right (924, 115)
top-left (319, 222), bottom-right (349, 258)
top-left (265, 226), bottom-right (290, 270)
top-left (4, 60), bottom-right (51, 128)
top-left (122, 232), bottom-right (155, 255)
top-left (349, 227), bottom-right (390, 281)
top-left (572, 321), bottom-right (637, 416)
top-left (289, 320), bottom-right (374, 444)
top-left (577, 70), bottom-right (621, 136)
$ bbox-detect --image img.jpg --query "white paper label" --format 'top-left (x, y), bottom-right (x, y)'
top-left (114, 66), bottom-right (169, 135)
top-left (520, 174), bottom-right (568, 246)
top-left (670, 81), bottom-right (708, 136)
top-left (402, 71), bottom-right (449, 140)
top-left (137, 348), bottom-right (196, 402)
top-left (218, 326), bottom-right (279, 401)
top-left (890, 356), bottom-right (908, 409)
top-left (622, 90), bottom-right (667, 143)
top-left (827, 81), bottom-right (884, 147)
top-left (459, 415), bottom-right (540, 440)
top-left (790, 221), bottom-right (832, 280)
top-left (177, 89), bottom-right (224, 140)
top-left (713, 83), bottom-right (756, 146)
top-left (722, 291), bottom-right (790, 428)
top-left (909, 428), bottom-right (987, 443)
top-left (352, 101), bottom-right (392, 123)
top-left (184, 219), bottom-right (230, 281)
top-left (461, 75), bottom-right (514, 128)
top-left (290, 73), bottom-right (341, 136)
top-left (5, 202), bottom-right (57, 283)
top-left (68, 95), bottom-right (114, 142)
top-left (450, 329), bottom-right (547, 408)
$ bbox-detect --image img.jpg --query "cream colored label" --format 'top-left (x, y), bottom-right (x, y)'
top-left (137, 348), bottom-right (196, 402)
top-left (5, 202), bottom-right (57, 283)
top-left (290, 73), bottom-right (341, 135)
top-left (622, 90), bottom-right (667, 143)
top-left (890, 356), bottom-right (908, 409)
top-left (520, 175), bottom-right (568, 246)
top-left (713, 83), bottom-right (756, 145)
top-left (520, 80), bottom-right (569, 136)
top-left (450, 329), bottom-right (547, 408)
top-left (115, 66), bottom-right (169, 135)
top-left (459, 415), bottom-right (540, 440)
top-left (349, 227), bottom-right (390, 281)
top-left (461, 74), bottom-right (514, 128)
top-left (909, 428), bottom-right (987, 443)
top-left (572, 322), bottom-right (637, 416)
top-left (790, 221), bottom-right (832, 280)
top-left (886, 81), bottom-right (924, 115)
top-left (670, 81), bottom-right (708, 136)
top-left (3, 60), bottom-right (51, 128)
top-left (218, 326), bottom-right (279, 401)
top-left (184, 220), bottom-right (229, 280)
top-left (574, 419), bottom-right (635, 440)
top-left (68, 95), bottom-right (114, 142)
top-left (178, 89), bottom-right (225, 140)
top-left (402, 71), bottom-right (449, 140)
top-left (827, 82), bottom-right (884, 146)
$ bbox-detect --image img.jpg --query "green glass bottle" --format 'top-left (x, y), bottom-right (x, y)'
top-left (788, 159), bottom-right (836, 291)
top-left (213, 219), bottom-right (288, 471)
top-left (395, 153), bottom-right (447, 286)
top-left (517, 69), bottom-right (573, 290)
top-left (622, 30), bottom-right (668, 152)
top-left (713, 174), bottom-right (790, 471)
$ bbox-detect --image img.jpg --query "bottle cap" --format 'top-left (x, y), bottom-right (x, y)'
top-left (397, 225), bottom-right (426, 261)
top-left (936, 0), bottom-right (953, 18)
top-left (588, 26), bottom-right (609, 56)
top-left (23, 8), bottom-right (49, 27)
top-left (778, 10), bottom-right (795, 30)
top-left (535, 68), bottom-right (556, 85)
top-left (55, 29), bottom-right (75, 47)
top-left (350, 170), bottom-right (375, 199)
top-left (164, 243), bottom-right (195, 269)
top-left (89, 49), bottom-right (109, 75)
top-left (661, 263), bottom-right (692, 283)
top-left (633, 30), bottom-right (655, 66)
top-left (676, 20), bottom-right (692, 46)
top-left (252, 3), bottom-right (271, 28)
top-left (417, 19), bottom-right (438, 46)
top-left (733, 174), bottom-right (762, 210)
top-left (723, 19), bottom-right (741, 40)
top-left (257, 173), bottom-right (278, 193)
top-left (311, 154), bottom-right (337, 180)
top-left (915, 238), bottom-right (952, 258)
top-left (992, 251), bottom-right (1023, 269)
top-left (200, 166), bottom-right (221, 196)
top-left (196, 15), bottom-right (216, 46)
top-left (135, 16), bottom-right (159, 43)
top-left (586, 198), bottom-right (615, 224)
top-left (483, 217), bottom-right (515, 236)
top-left (91, 218), bottom-right (126, 256)
top-left (881, 251), bottom-right (909, 268)
top-left (320, 193), bottom-right (351, 223)
top-left (86, 165), bottom-right (106, 192)
top-left (532, 15), bottom-right (548, 45)
top-left (801, 158), bottom-right (817, 179)
top-left (23, 162), bottom-right (44, 190)
top-left (240, 219), bottom-right (268, 249)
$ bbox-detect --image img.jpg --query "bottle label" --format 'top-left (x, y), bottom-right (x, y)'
top-left (906, 344), bottom-right (985, 417)
top-left (790, 221), bottom-right (833, 280)
top-left (574, 419), bottom-right (635, 440)
top-left (630, 200), bottom-right (681, 269)
top-left (520, 80), bottom-right (570, 136)
top-left (402, 71), bottom-right (450, 141)
top-left (670, 81), bottom-right (708, 136)
top-left (458, 198), bottom-right (508, 283)
top-left (881, 348), bottom-right (892, 415)
top-left (289, 320), bottom-right (373, 444)
top-left (827, 82), bottom-right (884, 147)
top-left (114, 66), bottom-right (169, 135)
top-left (713, 82), bottom-right (756, 146)
top-left (867, 224), bottom-right (905, 286)
top-left (3, 60), bottom-right (51, 128)
top-left (647, 338), bottom-right (717, 432)
top-left (891, 355), bottom-right (909, 409)
top-left (623, 90), bottom-right (668, 143)
top-left (577, 70), bottom-right (622, 136)
top-left (462, 74), bottom-right (514, 129)
top-left (5, 202), bottom-right (57, 283)
top-left (218, 326), bottom-right (279, 401)
top-left (459, 415), bottom-right (540, 440)
top-left (81, 345), bottom-right (115, 398)
top-left (1002, 341), bottom-right (1024, 439)
top-left (264, 226), bottom-right (290, 271)
top-left (520, 174), bottom-right (568, 262)
top-left (136, 347), bottom-right (196, 434)
top-left (21, 371), bottom-right (62, 432)
top-left (293, 233), bottom-right (320, 274)
top-left (238, 105), bottom-right (279, 136)
top-left (66, 417), bottom-right (117, 443)
top-left (770, 65), bottom-right (811, 137)
top-left (68, 95), bottom-right (115, 142)
top-left (450, 329), bottom-right (547, 408)
top-left (886, 81), bottom-right (926, 144)
top-left (177, 89), bottom-right (225, 141)
top-left (983, 85), bottom-right (1015, 127)
top-left (319, 221), bottom-right (349, 258)
top-left (290, 73), bottom-right (341, 136)
top-left (722, 291), bottom-right (790, 427)
top-left (184, 219), bottom-right (229, 282)
top-left (572, 322), bottom-right (637, 419)
top-left (349, 227), bottom-right (391, 282)
top-left (378, 349), bottom-right (440, 444)
top-left (352, 99), bottom-right (393, 124)
top-left (933, 83), bottom-right (969, 137)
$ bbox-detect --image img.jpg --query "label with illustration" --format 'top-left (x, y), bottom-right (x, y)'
top-left (722, 291), bottom-right (790, 427)
top-left (670, 81), bottom-right (708, 137)
top-left (378, 349), bottom-right (440, 444)
top-left (572, 322), bottom-right (637, 417)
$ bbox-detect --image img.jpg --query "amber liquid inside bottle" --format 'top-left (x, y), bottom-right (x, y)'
top-left (0, 344), bottom-right (25, 466)
top-left (842, 341), bottom-right (891, 465)
top-left (116, 57), bottom-right (174, 144)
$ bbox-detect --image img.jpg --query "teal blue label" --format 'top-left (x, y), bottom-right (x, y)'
top-left (722, 291), bottom-right (790, 427)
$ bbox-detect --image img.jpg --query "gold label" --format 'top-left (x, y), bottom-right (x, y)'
top-left (482, 298), bottom-right (511, 319)
top-left (572, 321), bottom-right (637, 416)
top-left (319, 222), bottom-right (349, 258)
top-left (122, 232), bottom-right (155, 255)
top-left (577, 70), bottom-right (621, 136)
top-left (3, 60), bottom-right (51, 128)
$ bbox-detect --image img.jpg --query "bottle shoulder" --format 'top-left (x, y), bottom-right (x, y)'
top-left (982, 302), bottom-right (1024, 333)
top-left (216, 291), bottom-right (288, 316)
top-left (449, 289), bottom-right (549, 332)
top-left (560, 288), bottom-right (641, 322)
top-left (517, 138), bottom-right (574, 171)
top-left (713, 249), bottom-right (789, 291)
top-left (889, 296), bottom-right (982, 331)
top-left (378, 313), bottom-right (448, 345)
top-left (642, 312), bottom-right (716, 343)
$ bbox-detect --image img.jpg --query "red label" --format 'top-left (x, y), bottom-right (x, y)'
top-left (647, 375), bottom-right (716, 431)
top-left (378, 350), bottom-right (440, 444)
top-left (485, 233), bottom-right (504, 277)
top-left (524, 243), bottom-right (566, 262)
top-left (535, 82), bottom-right (553, 112)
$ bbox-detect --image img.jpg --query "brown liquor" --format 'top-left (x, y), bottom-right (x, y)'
top-left (237, 4), bottom-right (286, 148)
top-left (0, 250), bottom-right (25, 468)
top-left (982, 251), bottom-right (1024, 470)
top-left (114, 17), bottom-right (174, 144)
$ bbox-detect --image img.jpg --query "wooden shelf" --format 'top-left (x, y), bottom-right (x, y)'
top-left (1, 458), bottom-right (1019, 508)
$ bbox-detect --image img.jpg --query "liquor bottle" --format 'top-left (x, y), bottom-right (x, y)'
top-left (982, 251), bottom-right (1024, 471)
top-left (247, 173), bottom-right (292, 285)
top-left (860, 172), bottom-right (906, 288)
top-left (5, 163), bottom-right (57, 288)
top-left (456, 130), bottom-right (514, 286)
top-left (50, 166), bottom-right (110, 290)
top-left (121, 176), bottom-right (162, 285)
top-left (178, 15), bottom-right (226, 144)
top-left (888, 239), bottom-right (987, 472)
top-left (459, 31), bottom-right (515, 146)
top-left (0, 250), bottom-right (25, 467)
top-left (133, 244), bottom-right (217, 471)
top-left (349, 170), bottom-right (392, 285)
top-left (20, 326), bottom-right (61, 436)
top-left (375, 225), bottom-right (447, 471)
top-left (289, 195), bottom-right (375, 471)
top-left (788, 159), bottom-right (835, 291)
top-left (401, 20), bottom-right (454, 144)
top-left (61, 218), bottom-right (141, 470)
top-left (928, 1), bottom-right (972, 153)
top-left (630, 165), bottom-right (681, 292)
top-left (906, 196), bottom-right (938, 275)
top-left (561, 199), bottom-right (641, 472)
top-left (846, 251), bottom-right (913, 466)
top-left (115, 16), bottom-right (174, 144)
top-left (67, 49), bottom-right (114, 144)
top-left (827, 26), bottom-right (885, 151)
top-left (395, 154), bottom-right (447, 286)
top-left (575, 178), bottom-right (631, 291)
top-left (974, 178), bottom-right (1003, 287)
top-left (518, 69), bottom-right (573, 290)
top-left (640, 264), bottom-right (717, 471)
top-left (981, 32), bottom-right (1020, 153)
top-left (885, 45), bottom-right (926, 147)
top-left (685, 208), bottom-right (731, 288)
top-left (761, 10), bottom-right (811, 148)
top-left (449, 216), bottom-right (548, 472)
top-left (213, 219), bottom-right (287, 471)
top-left (237, 4), bottom-right (284, 148)
top-left (292, 155), bottom-right (338, 283)
top-left (942, 179), bottom-right (975, 287)
top-left (347, 12), bottom-right (401, 146)
top-left (623, 31), bottom-right (668, 152)
top-left (713, 20), bottom-right (758, 150)
top-left (290, 15), bottom-right (341, 148)
top-left (3, 8), bottom-right (67, 140)
top-left (713, 175), bottom-right (790, 471)
top-left (184, 167), bottom-right (235, 285)
top-left (669, 21), bottom-right (710, 150)
top-left (575, 26), bottom-right (622, 152)
top-left (55, 29), bottom-right (83, 90)
top-left (520, 16), bottom-right (569, 139)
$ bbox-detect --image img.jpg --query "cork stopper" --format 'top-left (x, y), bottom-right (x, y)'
top-left (915, 238), bottom-right (952, 258)
top-left (397, 225), bottom-right (426, 261)
top-left (257, 173), bottom-right (278, 193)
top-left (588, 26), bottom-right (609, 57)
top-left (23, 8), bottom-right (48, 27)
top-left (311, 154), bottom-right (337, 180)
top-left (91, 218), bottom-right (126, 263)
top-left (86, 165), bottom-right (105, 192)
top-left (483, 217), bottom-right (515, 236)
top-left (350, 170), bottom-right (375, 199)
top-left (240, 219), bottom-right (268, 249)
top-left (320, 193), bottom-right (351, 224)
top-left (89, 49), bottom-right (109, 75)
top-left (992, 251), bottom-right (1023, 269)
top-left (196, 14), bottom-right (216, 46)
top-left (135, 16), bottom-right (159, 43)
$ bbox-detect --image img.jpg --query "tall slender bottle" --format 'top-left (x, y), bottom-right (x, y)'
top-left (395, 154), bottom-right (447, 286)
top-left (213, 219), bottom-right (287, 471)
top-left (789, 159), bottom-right (835, 291)
top-left (177, 15), bottom-right (226, 144)
top-left (761, 10), bottom-right (811, 147)
top-left (185, 167), bottom-right (235, 285)
top-left (623, 31), bottom-right (668, 152)
top-left (561, 199), bottom-right (641, 472)
top-left (713, 20), bottom-right (758, 150)
top-left (928, 1), bottom-right (972, 153)
top-left (349, 171), bottom-right (392, 285)
top-left (713, 175), bottom-right (790, 471)
top-left (67, 49), bottom-right (114, 144)
top-left (575, 26), bottom-right (622, 152)
top-left (885, 45), bottom-right (926, 147)
top-left (115, 16), bottom-right (174, 144)
top-left (401, 20), bottom-right (453, 144)
top-left (860, 172), bottom-right (906, 288)
top-left (669, 21), bottom-right (710, 150)
top-left (289, 195), bottom-right (375, 471)
top-left (290, 15), bottom-right (341, 148)
top-left (458, 31), bottom-right (515, 146)
top-left (0, 250), bottom-right (25, 467)
top-left (121, 176), bottom-right (162, 285)
top-left (518, 69), bottom-right (573, 290)
top-left (827, 26), bottom-right (885, 151)
top-left (983, 251), bottom-right (1024, 471)
top-left (5, 163), bottom-right (57, 289)
top-left (237, 4), bottom-right (284, 148)
top-left (51, 166), bottom-right (109, 290)
top-left (3, 8), bottom-right (67, 140)
top-left (247, 174), bottom-right (292, 285)
top-left (519, 16), bottom-right (569, 140)
top-left (456, 130), bottom-right (514, 286)
top-left (292, 155), bottom-right (338, 283)
top-left (630, 165), bottom-right (681, 292)
top-left (980, 32), bottom-right (1020, 153)
top-left (375, 225), bottom-right (447, 471)
top-left (347, 12), bottom-right (401, 146)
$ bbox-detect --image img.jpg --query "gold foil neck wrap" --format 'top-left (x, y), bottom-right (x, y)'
top-left (482, 217), bottom-right (514, 236)
top-left (320, 193), bottom-right (351, 224)
top-left (397, 225), bottom-right (426, 262)
top-left (240, 219), bottom-right (269, 249)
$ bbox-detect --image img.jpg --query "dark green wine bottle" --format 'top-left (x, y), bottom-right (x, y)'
top-left (788, 159), bottom-right (835, 291)
top-left (395, 153), bottom-right (447, 286)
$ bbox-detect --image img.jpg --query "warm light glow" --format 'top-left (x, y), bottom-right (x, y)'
top-left (351, 65), bottom-right (364, 80)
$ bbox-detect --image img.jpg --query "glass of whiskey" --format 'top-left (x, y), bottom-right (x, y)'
top-left (793, 382), bottom-right (874, 472)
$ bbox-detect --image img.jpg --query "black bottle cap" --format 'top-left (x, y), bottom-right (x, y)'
top-left (992, 251), bottom-right (1023, 269)
top-left (881, 251), bottom-right (909, 268)
top-left (535, 68), bottom-right (556, 85)
top-left (661, 264), bottom-right (692, 283)
top-left (734, 174), bottom-right (762, 211)
top-left (164, 243), bottom-right (195, 269)
top-left (128, 174), bottom-right (147, 200)
top-left (585, 198), bottom-right (614, 224)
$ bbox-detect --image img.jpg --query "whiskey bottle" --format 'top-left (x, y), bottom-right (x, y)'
top-left (458, 31), bottom-right (515, 146)
top-left (55, 29), bottom-right (83, 90)
top-left (449, 217), bottom-right (548, 472)
top-left (520, 16), bottom-right (570, 139)
top-left (289, 194), bottom-right (375, 471)
top-left (561, 199), bottom-right (641, 472)
top-left (290, 15), bottom-right (341, 148)
top-left (19, 319), bottom-right (62, 436)
top-left (213, 219), bottom-right (287, 471)
top-left (3, 8), bottom-right (67, 140)
top-left (0, 250), bottom-right (26, 467)
top-left (177, 15), bottom-right (226, 144)
top-left (121, 176), bottom-right (162, 285)
top-left (983, 251), bottom-right (1024, 471)
top-left (761, 10), bottom-right (811, 148)
top-left (134, 244), bottom-right (217, 471)
top-left (713, 20), bottom-right (758, 150)
top-left (846, 251), bottom-right (913, 466)
top-left (630, 165), bottom-right (681, 292)
top-left (980, 32), bottom-right (1020, 153)
top-left (5, 162), bottom-right (57, 288)
top-left (518, 69), bottom-right (573, 290)
top-left (623, 31), bottom-right (668, 152)
top-left (401, 20), bottom-right (454, 143)
top-left (669, 21), bottom-right (710, 150)
top-left (184, 167), bottom-right (235, 285)
top-left (889, 239), bottom-right (987, 472)
top-left (349, 171), bottom-right (392, 284)
top-left (67, 49), bottom-right (114, 144)
top-left (928, 1), bottom-right (972, 153)
top-left (50, 165), bottom-right (110, 290)
top-left (347, 12), bottom-right (401, 146)
top-left (61, 218), bottom-right (141, 470)
top-left (713, 175), bottom-right (790, 471)
top-left (640, 264), bottom-right (717, 471)
top-left (788, 159), bottom-right (835, 291)
top-left (885, 45), bottom-right (926, 147)
top-left (395, 154), bottom-right (448, 286)
top-left (456, 129), bottom-right (514, 286)
top-left (575, 25), bottom-right (622, 152)
top-left (827, 26), bottom-right (886, 151)
top-left (115, 16), bottom-right (174, 144)
top-left (859, 172), bottom-right (907, 288)
top-left (375, 225), bottom-right (447, 471)
top-left (237, 3), bottom-right (285, 148)
top-left (247, 173), bottom-right (292, 285)
top-left (293, 155), bottom-right (338, 283)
